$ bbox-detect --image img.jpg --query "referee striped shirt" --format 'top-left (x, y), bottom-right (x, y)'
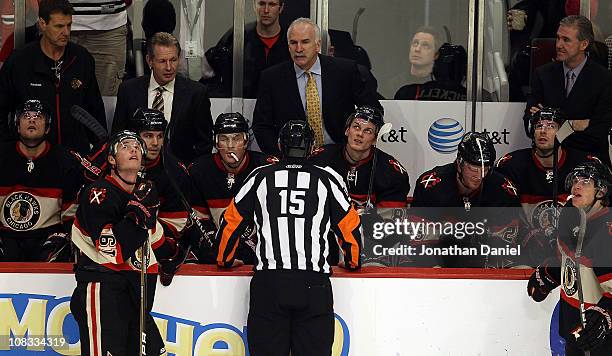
top-left (216, 159), bottom-right (362, 273)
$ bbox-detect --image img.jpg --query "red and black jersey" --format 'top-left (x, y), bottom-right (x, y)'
top-left (554, 205), bottom-right (612, 340)
top-left (410, 162), bottom-right (522, 268)
top-left (71, 176), bottom-right (168, 281)
top-left (189, 151), bottom-right (278, 226)
top-left (142, 156), bottom-right (189, 239)
top-left (496, 147), bottom-right (597, 230)
top-left (0, 142), bottom-right (82, 240)
top-left (412, 162), bottom-right (520, 208)
top-left (308, 144), bottom-right (410, 209)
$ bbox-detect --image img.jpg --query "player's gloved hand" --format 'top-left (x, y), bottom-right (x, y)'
top-left (158, 237), bottom-right (187, 286)
top-left (125, 180), bottom-right (160, 230)
top-left (527, 265), bottom-right (559, 302)
top-left (69, 142), bottom-right (109, 181)
top-left (573, 305), bottom-right (612, 351)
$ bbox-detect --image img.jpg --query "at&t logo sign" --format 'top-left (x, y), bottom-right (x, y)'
top-left (428, 118), bottom-right (465, 153)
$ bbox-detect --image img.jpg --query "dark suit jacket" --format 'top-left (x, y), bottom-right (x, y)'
top-left (525, 58), bottom-right (612, 163)
top-left (252, 54), bottom-right (382, 155)
top-left (112, 74), bottom-right (213, 163)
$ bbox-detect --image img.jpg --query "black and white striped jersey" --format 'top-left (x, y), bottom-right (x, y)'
top-left (70, 0), bottom-right (127, 31)
top-left (216, 159), bottom-right (362, 273)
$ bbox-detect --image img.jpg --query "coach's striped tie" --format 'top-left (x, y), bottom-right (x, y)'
top-left (152, 86), bottom-right (165, 112)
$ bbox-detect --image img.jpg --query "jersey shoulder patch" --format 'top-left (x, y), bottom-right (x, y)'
top-left (88, 187), bottom-right (107, 205)
top-left (387, 158), bottom-right (407, 175)
top-left (419, 171), bottom-right (442, 189)
top-left (501, 177), bottom-right (519, 197)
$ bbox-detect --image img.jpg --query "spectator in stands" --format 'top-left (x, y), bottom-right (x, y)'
top-left (253, 17), bottom-right (382, 155)
top-left (406, 27), bottom-right (440, 84)
top-left (70, 0), bottom-right (128, 96)
top-left (0, 0), bottom-right (106, 155)
top-left (112, 32), bottom-right (214, 163)
top-left (0, 99), bottom-right (82, 262)
top-left (524, 15), bottom-right (612, 166)
top-left (204, 0), bottom-right (291, 98)
top-left (394, 27), bottom-right (466, 100)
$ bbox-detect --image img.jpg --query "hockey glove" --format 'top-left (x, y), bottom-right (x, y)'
top-left (573, 305), bottom-right (612, 351)
top-left (125, 180), bottom-right (160, 230)
top-left (158, 238), bottom-right (187, 286)
top-left (70, 142), bottom-right (110, 181)
top-left (527, 264), bottom-right (560, 302)
top-left (40, 232), bottom-right (72, 262)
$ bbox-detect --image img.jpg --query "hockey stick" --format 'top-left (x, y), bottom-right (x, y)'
top-left (139, 239), bottom-right (149, 356)
top-left (365, 122), bottom-right (393, 211)
top-left (161, 119), bottom-right (214, 249)
top-left (70, 105), bottom-right (108, 141)
top-left (574, 207), bottom-right (591, 356)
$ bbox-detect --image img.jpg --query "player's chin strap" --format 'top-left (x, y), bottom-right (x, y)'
top-left (534, 148), bottom-right (554, 159)
top-left (112, 164), bottom-right (138, 185)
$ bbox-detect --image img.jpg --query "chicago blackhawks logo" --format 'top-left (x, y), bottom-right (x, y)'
top-left (2, 192), bottom-right (41, 231)
top-left (563, 256), bottom-right (578, 297)
top-left (531, 200), bottom-right (560, 234)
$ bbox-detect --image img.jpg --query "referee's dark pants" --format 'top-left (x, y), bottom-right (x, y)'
top-left (247, 269), bottom-right (335, 356)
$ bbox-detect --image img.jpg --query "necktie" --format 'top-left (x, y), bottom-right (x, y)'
top-left (153, 86), bottom-right (165, 112)
top-left (305, 72), bottom-right (324, 147)
top-left (565, 71), bottom-right (575, 97)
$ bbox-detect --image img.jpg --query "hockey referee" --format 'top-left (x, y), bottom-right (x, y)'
top-left (216, 120), bottom-right (362, 356)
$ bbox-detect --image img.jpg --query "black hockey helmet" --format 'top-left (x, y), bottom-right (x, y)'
top-left (108, 130), bottom-right (147, 157)
top-left (213, 112), bottom-right (249, 139)
top-left (565, 160), bottom-right (612, 204)
top-left (14, 99), bottom-right (52, 129)
top-left (528, 107), bottom-right (566, 138)
top-left (128, 108), bottom-right (167, 133)
top-left (278, 120), bottom-right (315, 158)
top-left (457, 132), bottom-right (496, 167)
top-left (345, 105), bottom-right (385, 133)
